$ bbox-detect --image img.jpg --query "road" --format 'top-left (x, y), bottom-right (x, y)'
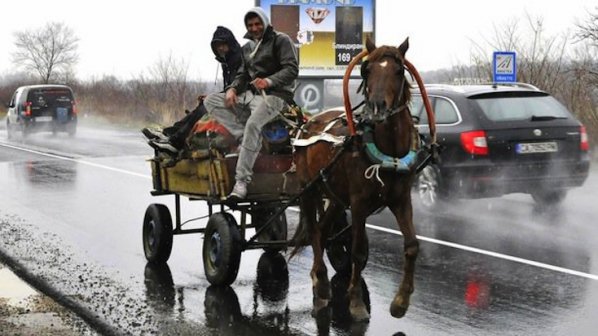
top-left (1, 124), bottom-right (597, 335)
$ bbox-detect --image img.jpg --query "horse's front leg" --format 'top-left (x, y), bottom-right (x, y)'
top-left (347, 208), bottom-right (370, 321)
top-left (388, 194), bottom-right (419, 318)
top-left (305, 194), bottom-right (331, 313)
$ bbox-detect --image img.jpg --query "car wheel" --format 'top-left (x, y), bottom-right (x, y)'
top-left (416, 164), bottom-right (445, 210)
top-left (531, 190), bottom-right (567, 206)
top-left (142, 204), bottom-right (174, 263)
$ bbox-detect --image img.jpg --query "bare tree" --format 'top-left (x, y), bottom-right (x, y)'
top-left (12, 22), bottom-right (79, 84)
top-left (576, 7), bottom-right (598, 82)
top-left (576, 7), bottom-right (598, 47)
top-left (132, 53), bottom-right (207, 124)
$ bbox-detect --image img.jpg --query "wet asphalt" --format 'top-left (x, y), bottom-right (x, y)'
top-left (0, 124), bottom-right (597, 335)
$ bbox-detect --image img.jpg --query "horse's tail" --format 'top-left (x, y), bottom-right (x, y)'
top-left (288, 213), bottom-right (308, 260)
top-left (288, 197), bottom-right (312, 260)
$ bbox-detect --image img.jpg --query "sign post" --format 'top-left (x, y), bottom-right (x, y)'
top-left (492, 51), bottom-right (517, 83)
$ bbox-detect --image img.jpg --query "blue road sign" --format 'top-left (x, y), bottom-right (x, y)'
top-left (493, 51), bottom-right (517, 83)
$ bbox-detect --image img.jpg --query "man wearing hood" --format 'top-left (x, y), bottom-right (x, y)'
top-left (144, 26), bottom-right (242, 152)
top-left (204, 7), bottom-right (299, 199)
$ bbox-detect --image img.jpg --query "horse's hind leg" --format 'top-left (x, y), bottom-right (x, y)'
top-left (303, 191), bottom-right (332, 313)
top-left (347, 206), bottom-right (370, 321)
top-left (388, 195), bottom-right (419, 318)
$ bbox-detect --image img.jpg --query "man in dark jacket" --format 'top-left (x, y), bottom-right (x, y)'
top-left (204, 7), bottom-right (299, 199)
top-left (143, 26), bottom-right (242, 152)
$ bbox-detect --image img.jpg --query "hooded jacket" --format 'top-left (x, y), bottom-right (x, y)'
top-left (210, 26), bottom-right (242, 90)
top-left (229, 7), bottom-right (299, 103)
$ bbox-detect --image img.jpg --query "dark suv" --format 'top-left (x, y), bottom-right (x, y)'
top-left (411, 83), bottom-right (590, 209)
top-left (6, 84), bottom-right (78, 138)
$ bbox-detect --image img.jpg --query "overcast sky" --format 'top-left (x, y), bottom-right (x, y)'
top-left (0, 0), bottom-right (595, 82)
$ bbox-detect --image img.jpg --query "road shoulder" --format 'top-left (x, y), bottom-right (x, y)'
top-left (0, 262), bottom-right (98, 335)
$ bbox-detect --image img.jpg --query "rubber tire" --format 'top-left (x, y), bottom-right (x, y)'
top-left (531, 190), bottom-right (567, 206)
top-left (21, 123), bottom-right (30, 139)
top-left (67, 122), bottom-right (77, 136)
top-left (416, 164), bottom-right (446, 211)
top-left (6, 120), bottom-right (13, 140)
top-left (251, 207), bottom-right (288, 252)
top-left (142, 204), bottom-right (174, 263)
top-left (326, 212), bottom-right (369, 275)
top-left (203, 212), bottom-right (242, 286)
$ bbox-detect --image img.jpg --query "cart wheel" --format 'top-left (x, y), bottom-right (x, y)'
top-left (251, 207), bottom-right (288, 252)
top-left (143, 204), bottom-right (173, 263)
top-left (203, 212), bottom-right (242, 286)
top-left (326, 212), bottom-right (368, 275)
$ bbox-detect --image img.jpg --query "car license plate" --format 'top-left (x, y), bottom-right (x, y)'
top-left (36, 116), bottom-right (52, 122)
top-left (515, 141), bottom-right (558, 154)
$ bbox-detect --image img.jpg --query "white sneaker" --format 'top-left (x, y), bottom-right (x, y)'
top-left (229, 180), bottom-right (247, 199)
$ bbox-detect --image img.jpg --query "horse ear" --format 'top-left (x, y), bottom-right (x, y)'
top-left (398, 37), bottom-right (409, 56)
top-left (365, 35), bottom-right (376, 53)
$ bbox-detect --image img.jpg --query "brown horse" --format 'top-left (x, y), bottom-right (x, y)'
top-left (292, 37), bottom-right (420, 321)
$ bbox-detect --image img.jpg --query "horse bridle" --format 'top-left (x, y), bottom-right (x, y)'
top-left (358, 52), bottom-right (408, 117)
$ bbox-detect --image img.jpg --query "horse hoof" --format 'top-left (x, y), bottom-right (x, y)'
top-left (350, 305), bottom-right (371, 322)
top-left (313, 297), bottom-right (330, 315)
top-left (390, 302), bottom-right (408, 318)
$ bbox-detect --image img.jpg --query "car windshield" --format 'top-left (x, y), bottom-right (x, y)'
top-left (472, 95), bottom-right (570, 122)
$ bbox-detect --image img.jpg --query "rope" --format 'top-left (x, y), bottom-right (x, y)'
top-left (364, 164), bottom-right (384, 187)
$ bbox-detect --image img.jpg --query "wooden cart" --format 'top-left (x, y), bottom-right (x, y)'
top-left (142, 150), bottom-right (354, 286)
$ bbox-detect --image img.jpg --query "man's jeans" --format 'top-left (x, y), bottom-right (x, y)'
top-left (204, 91), bottom-right (285, 183)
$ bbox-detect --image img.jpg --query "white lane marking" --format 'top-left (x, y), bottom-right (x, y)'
top-left (4, 141), bottom-right (597, 281)
top-left (0, 142), bottom-right (151, 179)
top-left (366, 224), bottom-right (598, 281)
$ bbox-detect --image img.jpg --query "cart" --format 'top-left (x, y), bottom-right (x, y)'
top-left (142, 148), bottom-right (355, 286)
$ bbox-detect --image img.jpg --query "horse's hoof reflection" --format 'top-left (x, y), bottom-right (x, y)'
top-left (313, 305), bottom-right (332, 334)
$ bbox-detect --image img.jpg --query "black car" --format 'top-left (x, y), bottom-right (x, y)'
top-left (410, 83), bottom-right (590, 209)
top-left (5, 84), bottom-right (78, 138)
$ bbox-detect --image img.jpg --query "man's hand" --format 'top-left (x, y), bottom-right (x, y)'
top-left (225, 88), bottom-right (237, 108)
top-left (251, 78), bottom-right (270, 90)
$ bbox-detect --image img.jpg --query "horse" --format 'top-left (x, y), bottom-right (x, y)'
top-left (292, 36), bottom-right (422, 321)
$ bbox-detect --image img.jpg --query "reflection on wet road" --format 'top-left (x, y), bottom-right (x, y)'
top-left (1, 126), bottom-right (597, 335)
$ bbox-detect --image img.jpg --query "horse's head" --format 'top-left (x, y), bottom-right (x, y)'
top-left (359, 37), bottom-right (411, 122)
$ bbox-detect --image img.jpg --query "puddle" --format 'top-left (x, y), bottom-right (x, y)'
top-left (0, 266), bottom-right (39, 306)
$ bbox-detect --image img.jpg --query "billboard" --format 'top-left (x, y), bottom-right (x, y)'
top-left (257, 0), bottom-right (375, 78)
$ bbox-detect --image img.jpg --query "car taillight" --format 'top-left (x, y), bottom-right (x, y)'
top-left (580, 125), bottom-right (589, 151)
top-left (460, 130), bottom-right (488, 155)
top-left (72, 100), bottom-right (78, 115)
top-left (22, 101), bottom-right (32, 116)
